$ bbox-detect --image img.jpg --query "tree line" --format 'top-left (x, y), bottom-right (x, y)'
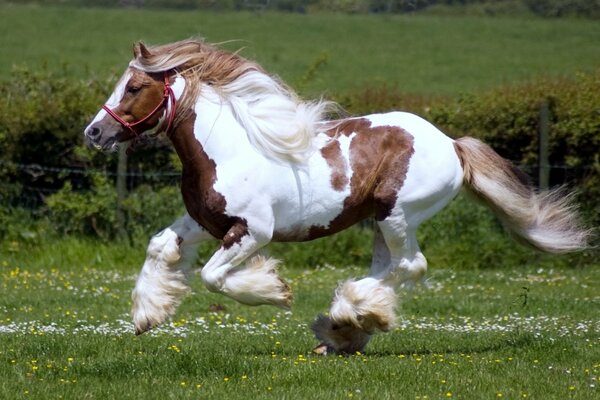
top-left (4, 0), bottom-right (600, 18)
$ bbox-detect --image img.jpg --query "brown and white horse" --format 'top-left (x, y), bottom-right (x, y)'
top-left (85, 39), bottom-right (590, 354)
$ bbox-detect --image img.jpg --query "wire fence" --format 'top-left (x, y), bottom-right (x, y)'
top-left (1, 158), bottom-right (594, 210)
top-left (1, 159), bottom-right (180, 209)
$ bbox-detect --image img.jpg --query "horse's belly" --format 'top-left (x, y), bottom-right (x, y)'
top-left (271, 187), bottom-right (352, 242)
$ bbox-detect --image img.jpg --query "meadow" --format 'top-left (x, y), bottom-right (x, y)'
top-left (0, 4), bottom-right (599, 399)
top-left (1, 194), bottom-right (598, 399)
top-left (1, 232), bottom-right (599, 399)
top-left (1, 4), bottom-right (600, 96)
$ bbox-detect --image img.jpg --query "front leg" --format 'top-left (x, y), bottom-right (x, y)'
top-left (200, 222), bottom-right (292, 309)
top-left (132, 214), bottom-right (213, 335)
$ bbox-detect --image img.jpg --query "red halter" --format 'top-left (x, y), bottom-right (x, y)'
top-left (102, 72), bottom-right (177, 138)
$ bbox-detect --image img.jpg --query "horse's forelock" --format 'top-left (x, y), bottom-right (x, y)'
top-left (127, 39), bottom-right (264, 131)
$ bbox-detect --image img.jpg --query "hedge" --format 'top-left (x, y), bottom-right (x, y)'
top-left (428, 70), bottom-right (600, 223)
top-left (0, 67), bottom-right (598, 239)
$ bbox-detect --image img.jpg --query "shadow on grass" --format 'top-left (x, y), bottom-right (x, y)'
top-left (368, 331), bottom-right (547, 357)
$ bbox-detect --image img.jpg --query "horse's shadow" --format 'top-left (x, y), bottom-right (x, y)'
top-left (247, 330), bottom-right (541, 358)
top-left (367, 331), bottom-right (542, 358)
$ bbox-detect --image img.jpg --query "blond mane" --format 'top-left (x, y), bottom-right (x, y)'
top-left (129, 38), bottom-right (335, 163)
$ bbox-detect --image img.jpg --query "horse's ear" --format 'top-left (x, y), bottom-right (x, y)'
top-left (138, 42), bottom-right (152, 59)
top-left (133, 42), bottom-right (140, 58)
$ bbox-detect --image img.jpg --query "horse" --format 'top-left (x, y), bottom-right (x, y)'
top-left (84, 38), bottom-right (590, 354)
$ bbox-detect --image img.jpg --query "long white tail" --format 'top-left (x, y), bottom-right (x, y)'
top-left (454, 137), bottom-right (592, 253)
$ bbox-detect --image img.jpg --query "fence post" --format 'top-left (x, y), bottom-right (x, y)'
top-left (538, 100), bottom-right (550, 191)
top-left (116, 146), bottom-right (127, 239)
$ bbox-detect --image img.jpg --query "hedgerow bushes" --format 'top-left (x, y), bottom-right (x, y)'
top-left (0, 67), bottom-right (598, 241)
top-left (9, 1), bottom-right (600, 18)
top-left (0, 67), bottom-right (182, 240)
top-left (432, 71), bottom-right (600, 224)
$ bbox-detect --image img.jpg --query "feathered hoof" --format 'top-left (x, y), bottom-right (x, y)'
top-left (223, 256), bottom-right (294, 308)
top-left (134, 319), bottom-right (155, 336)
top-left (312, 342), bottom-right (333, 355)
top-left (131, 288), bottom-right (181, 336)
top-left (311, 314), bottom-right (371, 355)
top-left (132, 312), bottom-right (161, 336)
top-left (273, 276), bottom-right (293, 309)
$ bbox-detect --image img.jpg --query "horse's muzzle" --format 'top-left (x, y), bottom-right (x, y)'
top-left (84, 125), bottom-right (118, 151)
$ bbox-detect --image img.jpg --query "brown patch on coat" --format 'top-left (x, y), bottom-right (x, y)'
top-left (320, 140), bottom-right (349, 191)
top-left (169, 112), bottom-right (248, 249)
top-left (308, 118), bottom-right (414, 239)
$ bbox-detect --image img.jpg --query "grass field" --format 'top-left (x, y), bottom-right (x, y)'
top-left (0, 228), bottom-right (598, 399)
top-left (1, 4), bottom-right (600, 96)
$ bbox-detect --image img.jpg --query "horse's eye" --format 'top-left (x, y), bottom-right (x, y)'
top-left (127, 86), bottom-right (141, 94)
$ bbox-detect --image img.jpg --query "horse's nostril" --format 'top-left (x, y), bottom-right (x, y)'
top-left (87, 127), bottom-right (101, 137)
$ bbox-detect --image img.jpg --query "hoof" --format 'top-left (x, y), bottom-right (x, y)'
top-left (312, 343), bottom-right (332, 355)
top-left (135, 325), bottom-right (150, 336)
top-left (132, 313), bottom-right (160, 336)
top-left (311, 314), bottom-right (371, 354)
top-left (274, 277), bottom-right (293, 309)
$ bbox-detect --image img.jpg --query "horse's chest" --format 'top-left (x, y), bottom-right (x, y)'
top-left (180, 169), bottom-right (235, 239)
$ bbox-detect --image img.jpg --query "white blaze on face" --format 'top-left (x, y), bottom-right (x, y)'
top-left (84, 69), bottom-right (133, 132)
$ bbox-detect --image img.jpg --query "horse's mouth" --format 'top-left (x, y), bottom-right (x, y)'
top-left (86, 135), bottom-right (118, 152)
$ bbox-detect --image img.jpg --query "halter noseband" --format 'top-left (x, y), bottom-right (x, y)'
top-left (102, 72), bottom-right (177, 138)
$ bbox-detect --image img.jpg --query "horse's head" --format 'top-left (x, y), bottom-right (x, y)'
top-left (84, 44), bottom-right (178, 151)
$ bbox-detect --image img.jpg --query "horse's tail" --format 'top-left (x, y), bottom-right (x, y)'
top-left (453, 136), bottom-right (591, 253)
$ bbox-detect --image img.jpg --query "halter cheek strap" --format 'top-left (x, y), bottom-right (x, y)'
top-left (102, 72), bottom-right (177, 138)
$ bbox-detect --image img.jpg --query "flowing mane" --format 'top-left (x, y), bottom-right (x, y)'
top-left (129, 38), bottom-right (335, 163)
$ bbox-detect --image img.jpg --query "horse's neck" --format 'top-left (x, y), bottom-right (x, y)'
top-left (192, 85), bottom-right (255, 160)
top-left (169, 84), bottom-right (255, 172)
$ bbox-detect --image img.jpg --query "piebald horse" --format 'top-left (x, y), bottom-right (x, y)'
top-left (85, 39), bottom-right (589, 354)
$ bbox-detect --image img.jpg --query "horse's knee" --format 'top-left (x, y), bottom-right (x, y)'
top-left (147, 228), bottom-right (182, 265)
top-left (200, 267), bottom-right (223, 293)
top-left (389, 252), bottom-right (428, 284)
top-left (409, 252), bottom-right (428, 279)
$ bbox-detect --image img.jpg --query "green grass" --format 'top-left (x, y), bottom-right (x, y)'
top-left (1, 230), bottom-right (598, 399)
top-left (1, 4), bottom-right (600, 96)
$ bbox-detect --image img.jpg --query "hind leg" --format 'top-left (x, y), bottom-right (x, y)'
top-left (313, 217), bottom-right (427, 354)
top-left (377, 221), bottom-right (428, 286)
top-left (313, 224), bottom-right (398, 354)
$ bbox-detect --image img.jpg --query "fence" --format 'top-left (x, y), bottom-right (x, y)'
top-left (0, 159), bottom-right (591, 209)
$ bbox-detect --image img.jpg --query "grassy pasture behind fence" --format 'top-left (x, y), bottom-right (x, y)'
top-left (1, 5), bottom-right (600, 96)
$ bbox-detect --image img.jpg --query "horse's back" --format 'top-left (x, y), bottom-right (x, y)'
top-left (271, 111), bottom-right (464, 239)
